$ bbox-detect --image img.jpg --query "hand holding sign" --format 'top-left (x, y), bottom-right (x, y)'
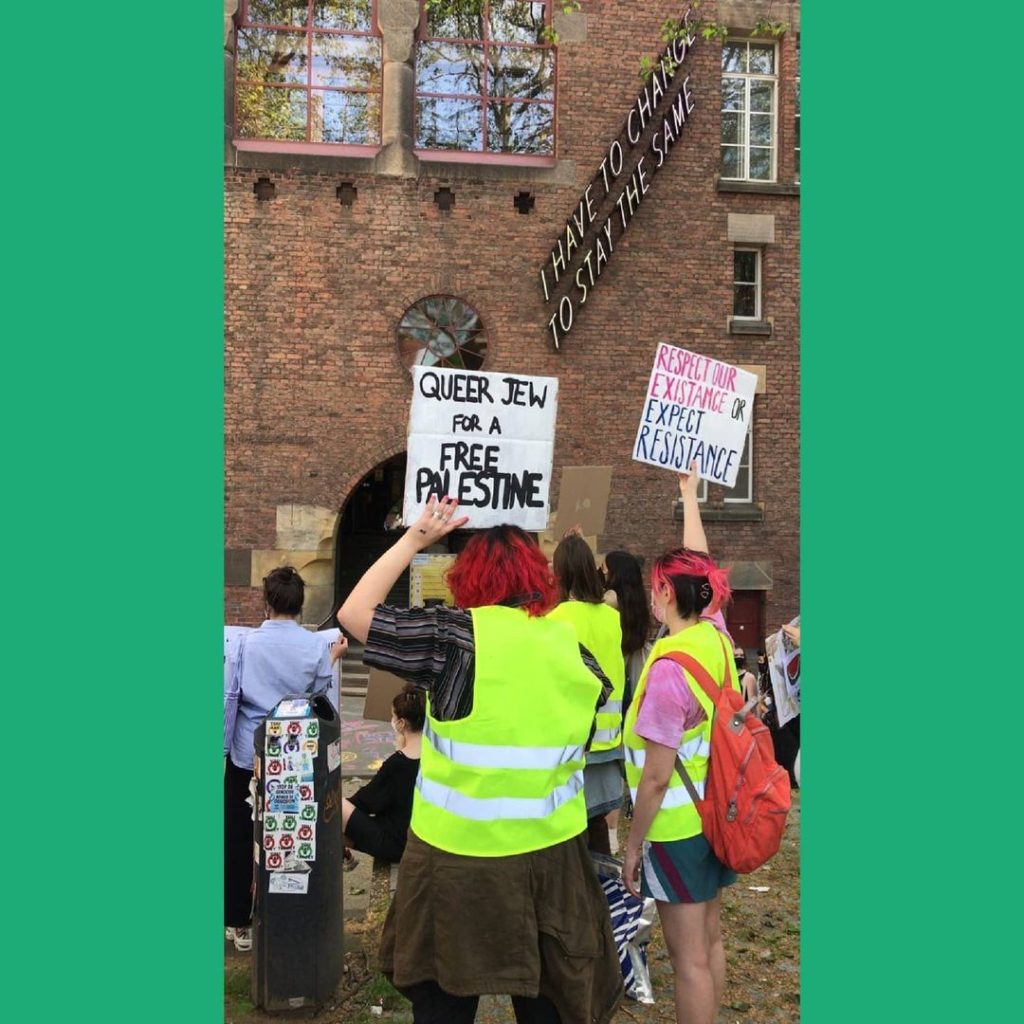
top-left (678, 460), bottom-right (701, 500)
top-left (409, 495), bottom-right (469, 548)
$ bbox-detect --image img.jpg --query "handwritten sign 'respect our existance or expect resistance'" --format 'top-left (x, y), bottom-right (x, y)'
top-left (631, 344), bottom-right (757, 488)
top-left (403, 367), bottom-right (559, 530)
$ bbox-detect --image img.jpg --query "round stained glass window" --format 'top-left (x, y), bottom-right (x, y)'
top-left (397, 295), bottom-right (488, 373)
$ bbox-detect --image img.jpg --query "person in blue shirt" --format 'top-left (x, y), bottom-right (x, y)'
top-left (223, 566), bottom-right (344, 952)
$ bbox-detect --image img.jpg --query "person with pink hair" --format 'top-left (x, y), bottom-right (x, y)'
top-left (621, 463), bottom-right (741, 1024)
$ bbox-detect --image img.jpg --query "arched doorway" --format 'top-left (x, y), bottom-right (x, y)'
top-left (333, 453), bottom-right (410, 612)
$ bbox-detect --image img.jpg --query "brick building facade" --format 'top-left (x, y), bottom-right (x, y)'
top-left (224, 0), bottom-right (800, 650)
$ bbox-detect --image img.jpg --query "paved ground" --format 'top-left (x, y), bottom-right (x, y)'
top-left (225, 695), bottom-right (800, 1022)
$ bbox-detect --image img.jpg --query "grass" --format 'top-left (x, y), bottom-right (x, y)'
top-left (225, 964), bottom-right (254, 1017)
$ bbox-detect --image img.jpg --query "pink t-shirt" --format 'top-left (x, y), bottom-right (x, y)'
top-left (634, 659), bottom-right (706, 750)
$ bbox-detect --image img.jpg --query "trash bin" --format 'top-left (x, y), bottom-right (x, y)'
top-left (251, 693), bottom-right (343, 1011)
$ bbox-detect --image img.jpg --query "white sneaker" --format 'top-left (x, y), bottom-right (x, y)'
top-left (225, 927), bottom-right (235, 942)
top-left (232, 927), bottom-right (252, 952)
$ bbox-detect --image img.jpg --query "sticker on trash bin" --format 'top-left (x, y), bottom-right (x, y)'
top-left (264, 814), bottom-right (281, 833)
top-left (266, 758), bottom-right (282, 776)
top-left (282, 733), bottom-right (302, 754)
top-left (281, 814), bottom-right (297, 832)
top-left (297, 840), bottom-right (316, 861)
top-left (266, 720), bottom-right (283, 737)
top-left (327, 739), bottom-right (341, 774)
top-left (297, 823), bottom-right (314, 841)
top-left (279, 834), bottom-right (295, 851)
top-left (302, 739), bottom-right (318, 756)
top-left (286, 720), bottom-right (304, 736)
top-left (268, 783), bottom-right (300, 814)
top-left (300, 802), bottom-right (318, 822)
top-left (305, 720), bottom-right (319, 739)
top-left (266, 851), bottom-right (284, 870)
top-left (269, 872), bottom-right (309, 895)
top-left (266, 737), bottom-right (283, 757)
top-left (282, 753), bottom-right (313, 781)
top-left (299, 783), bottom-right (314, 801)
top-left (275, 700), bottom-right (311, 718)
top-left (263, 834), bottom-right (277, 850)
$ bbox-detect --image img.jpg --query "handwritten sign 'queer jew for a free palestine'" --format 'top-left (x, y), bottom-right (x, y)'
top-left (631, 344), bottom-right (756, 488)
top-left (403, 367), bottom-right (558, 530)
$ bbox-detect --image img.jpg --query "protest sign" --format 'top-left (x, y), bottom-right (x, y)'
top-left (550, 466), bottom-right (614, 539)
top-left (363, 668), bottom-right (408, 723)
top-left (765, 620), bottom-right (800, 728)
top-left (631, 344), bottom-right (757, 488)
top-left (403, 366), bottom-right (558, 530)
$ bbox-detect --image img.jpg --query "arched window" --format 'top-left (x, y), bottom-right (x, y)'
top-left (397, 295), bottom-right (489, 372)
top-left (415, 1), bottom-right (556, 157)
top-left (235, 1), bottom-right (382, 151)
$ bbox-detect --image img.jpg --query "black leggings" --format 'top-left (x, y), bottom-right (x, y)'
top-left (406, 981), bottom-right (561, 1024)
top-left (224, 760), bottom-right (255, 927)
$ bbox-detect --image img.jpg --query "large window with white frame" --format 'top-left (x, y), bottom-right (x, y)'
top-left (720, 39), bottom-right (777, 181)
top-left (733, 248), bottom-right (761, 319)
top-left (697, 426), bottom-right (753, 504)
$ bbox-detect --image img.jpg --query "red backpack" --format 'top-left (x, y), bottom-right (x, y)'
top-left (663, 643), bottom-right (791, 874)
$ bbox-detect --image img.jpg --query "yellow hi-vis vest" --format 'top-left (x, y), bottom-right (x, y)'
top-left (622, 621), bottom-right (740, 842)
top-left (411, 605), bottom-right (603, 857)
top-left (547, 600), bottom-right (626, 753)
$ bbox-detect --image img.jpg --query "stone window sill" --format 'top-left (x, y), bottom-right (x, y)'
top-left (229, 141), bottom-right (577, 184)
top-left (730, 319), bottom-right (772, 336)
top-left (716, 179), bottom-right (800, 196)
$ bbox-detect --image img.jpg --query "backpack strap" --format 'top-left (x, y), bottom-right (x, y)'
top-left (658, 639), bottom-right (731, 806)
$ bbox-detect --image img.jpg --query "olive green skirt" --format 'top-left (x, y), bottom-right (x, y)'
top-left (379, 830), bottom-right (624, 1024)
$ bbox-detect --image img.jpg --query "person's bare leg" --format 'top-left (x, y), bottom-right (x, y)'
top-left (658, 900), bottom-right (715, 1024)
top-left (342, 796), bottom-right (356, 830)
top-left (705, 894), bottom-right (725, 1007)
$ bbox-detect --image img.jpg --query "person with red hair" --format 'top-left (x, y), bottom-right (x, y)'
top-left (620, 464), bottom-right (741, 1024)
top-left (338, 496), bottom-right (623, 1024)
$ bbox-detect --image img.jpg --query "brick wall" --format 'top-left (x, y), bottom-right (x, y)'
top-left (225, 1), bottom-right (800, 631)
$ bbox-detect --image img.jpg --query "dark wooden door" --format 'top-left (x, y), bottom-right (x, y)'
top-left (726, 590), bottom-right (765, 656)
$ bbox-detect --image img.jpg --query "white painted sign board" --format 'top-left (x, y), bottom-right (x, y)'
top-left (403, 366), bottom-right (558, 530)
top-left (631, 343), bottom-right (757, 488)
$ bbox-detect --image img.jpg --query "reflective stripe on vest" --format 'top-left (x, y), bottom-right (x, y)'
top-left (599, 699), bottom-right (622, 714)
top-left (592, 726), bottom-right (622, 746)
top-left (416, 770), bottom-right (585, 821)
top-left (423, 720), bottom-right (585, 771)
top-left (623, 733), bottom-right (710, 769)
top-left (410, 605), bottom-right (602, 857)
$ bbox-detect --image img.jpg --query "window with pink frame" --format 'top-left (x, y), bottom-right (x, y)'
top-left (234, 1), bottom-right (382, 151)
top-left (416, 1), bottom-right (556, 158)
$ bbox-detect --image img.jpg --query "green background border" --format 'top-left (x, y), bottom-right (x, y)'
top-left (5, 4), bottom-right (223, 1020)
top-left (7, 1), bottom-right (1020, 1020)
top-left (803, 1), bottom-right (1020, 1019)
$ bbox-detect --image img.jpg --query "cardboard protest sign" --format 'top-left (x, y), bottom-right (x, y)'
top-left (363, 668), bottom-right (408, 723)
top-left (631, 344), bottom-right (757, 488)
top-left (550, 466), bottom-right (614, 539)
top-left (403, 367), bottom-right (558, 530)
